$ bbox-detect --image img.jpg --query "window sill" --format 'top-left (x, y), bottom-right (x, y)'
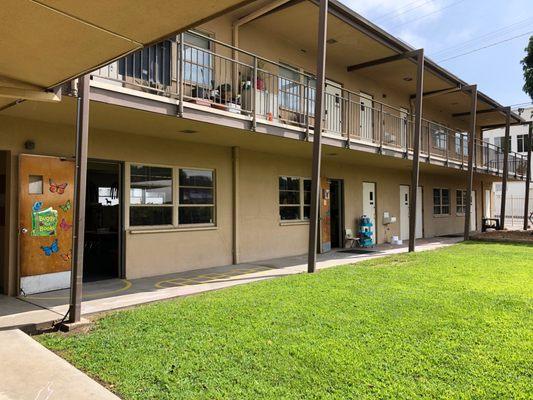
top-left (279, 220), bottom-right (310, 226)
top-left (433, 214), bottom-right (450, 218)
top-left (129, 225), bottom-right (218, 234)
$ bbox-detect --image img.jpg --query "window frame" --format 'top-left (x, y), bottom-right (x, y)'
top-left (181, 30), bottom-right (215, 88)
top-left (129, 163), bottom-right (174, 228)
top-left (456, 189), bottom-right (467, 215)
top-left (126, 162), bottom-right (217, 230)
top-left (177, 167), bottom-right (216, 227)
top-left (454, 132), bottom-right (468, 157)
top-left (433, 188), bottom-right (450, 216)
top-left (517, 134), bottom-right (530, 153)
top-left (279, 175), bottom-right (311, 222)
top-left (430, 123), bottom-right (448, 151)
top-left (278, 63), bottom-right (304, 113)
top-left (494, 136), bottom-right (512, 152)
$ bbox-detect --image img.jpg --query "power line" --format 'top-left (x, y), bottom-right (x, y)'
top-left (372, 0), bottom-right (430, 22)
top-left (375, 0), bottom-right (435, 24)
top-left (388, 0), bottom-right (467, 30)
top-left (430, 16), bottom-right (533, 57)
top-left (438, 30), bottom-right (533, 62)
top-left (509, 101), bottom-right (533, 108)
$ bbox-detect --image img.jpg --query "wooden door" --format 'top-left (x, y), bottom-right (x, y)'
top-left (320, 177), bottom-right (331, 253)
top-left (19, 154), bottom-right (75, 294)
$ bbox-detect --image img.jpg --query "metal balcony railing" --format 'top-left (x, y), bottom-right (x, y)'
top-left (91, 31), bottom-right (527, 179)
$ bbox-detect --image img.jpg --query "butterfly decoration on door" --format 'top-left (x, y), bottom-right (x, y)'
top-left (49, 179), bottom-right (68, 195)
top-left (59, 199), bottom-right (71, 212)
top-left (60, 250), bottom-right (72, 262)
top-left (40, 239), bottom-right (59, 256)
top-left (59, 218), bottom-right (72, 231)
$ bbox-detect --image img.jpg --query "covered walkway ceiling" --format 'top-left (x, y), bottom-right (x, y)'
top-left (0, 0), bottom-right (255, 108)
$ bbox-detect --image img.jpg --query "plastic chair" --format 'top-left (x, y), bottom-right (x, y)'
top-left (344, 228), bottom-right (359, 248)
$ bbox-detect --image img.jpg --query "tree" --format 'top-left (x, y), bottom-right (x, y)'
top-left (522, 36), bottom-right (533, 101)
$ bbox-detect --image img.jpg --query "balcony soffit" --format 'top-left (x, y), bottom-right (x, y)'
top-left (0, 0), bottom-right (254, 90)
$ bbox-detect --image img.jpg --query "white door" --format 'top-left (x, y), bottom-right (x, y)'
top-left (484, 189), bottom-right (491, 218)
top-left (470, 191), bottom-right (476, 231)
top-left (325, 80), bottom-right (342, 134)
top-left (399, 185), bottom-right (423, 241)
top-left (362, 182), bottom-right (376, 243)
top-left (360, 93), bottom-right (374, 141)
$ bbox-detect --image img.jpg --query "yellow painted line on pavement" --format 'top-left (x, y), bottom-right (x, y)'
top-left (26, 279), bottom-right (132, 300)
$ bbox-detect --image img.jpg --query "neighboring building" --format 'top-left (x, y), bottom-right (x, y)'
top-left (484, 107), bottom-right (532, 227)
top-left (0, 0), bottom-right (527, 296)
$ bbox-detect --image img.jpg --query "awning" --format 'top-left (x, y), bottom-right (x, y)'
top-left (0, 0), bottom-right (254, 106)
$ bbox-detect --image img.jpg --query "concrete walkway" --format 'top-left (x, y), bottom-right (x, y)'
top-left (1, 237), bottom-right (461, 331)
top-left (0, 329), bottom-right (120, 400)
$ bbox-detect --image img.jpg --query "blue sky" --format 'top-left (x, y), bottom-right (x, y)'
top-left (342, 0), bottom-right (533, 107)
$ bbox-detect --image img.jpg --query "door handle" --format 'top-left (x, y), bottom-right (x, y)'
top-left (20, 227), bottom-right (28, 234)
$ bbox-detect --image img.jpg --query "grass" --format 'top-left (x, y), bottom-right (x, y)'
top-left (38, 242), bottom-right (533, 399)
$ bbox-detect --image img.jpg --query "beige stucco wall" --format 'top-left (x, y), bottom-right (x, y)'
top-left (0, 115), bottom-right (234, 285)
top-left (237, 147), bottom-right (484, 262)
top-left (0, 111), bottom-right (491, 292)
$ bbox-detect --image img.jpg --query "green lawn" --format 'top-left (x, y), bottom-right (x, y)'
top-left (38, 242), bottom-right (533, 399)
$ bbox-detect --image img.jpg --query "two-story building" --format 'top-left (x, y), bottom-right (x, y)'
top-left (0, 0), bottom-right (527, 297)
top-left (484, 106), bottom-right (532, 227)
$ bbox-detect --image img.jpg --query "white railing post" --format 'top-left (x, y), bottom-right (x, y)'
top-left (252, 56), bottom-right (258, 131)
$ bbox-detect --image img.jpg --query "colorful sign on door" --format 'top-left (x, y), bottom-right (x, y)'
top-left (31, 206), bottom-right (58, 236)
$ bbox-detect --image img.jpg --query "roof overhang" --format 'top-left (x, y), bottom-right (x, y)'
top-left (0, 0), bottom-right (255, 108)
top-left (324, 0), bottom-right (524, 127)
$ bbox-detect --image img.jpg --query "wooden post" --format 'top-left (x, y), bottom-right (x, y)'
top-left (232, 147), bottom-right (240, 264)
top-left (499, 107), bottom-right (511, 229)
top-left (524, 122), bottom-right (532, 230)
top-left (178, 33), bottom-right (184, 117)
top-left (68, 75), bottom-right (90, 323)
top-left (408, 49), bottom-right (424, 253)
top-left (464, 85), bottom-right (477, 240)
top-left (308, 0), bottom-right (328, 273)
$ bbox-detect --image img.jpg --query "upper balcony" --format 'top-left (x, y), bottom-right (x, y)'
top-left (90, 30), bottom-right (528, 181)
